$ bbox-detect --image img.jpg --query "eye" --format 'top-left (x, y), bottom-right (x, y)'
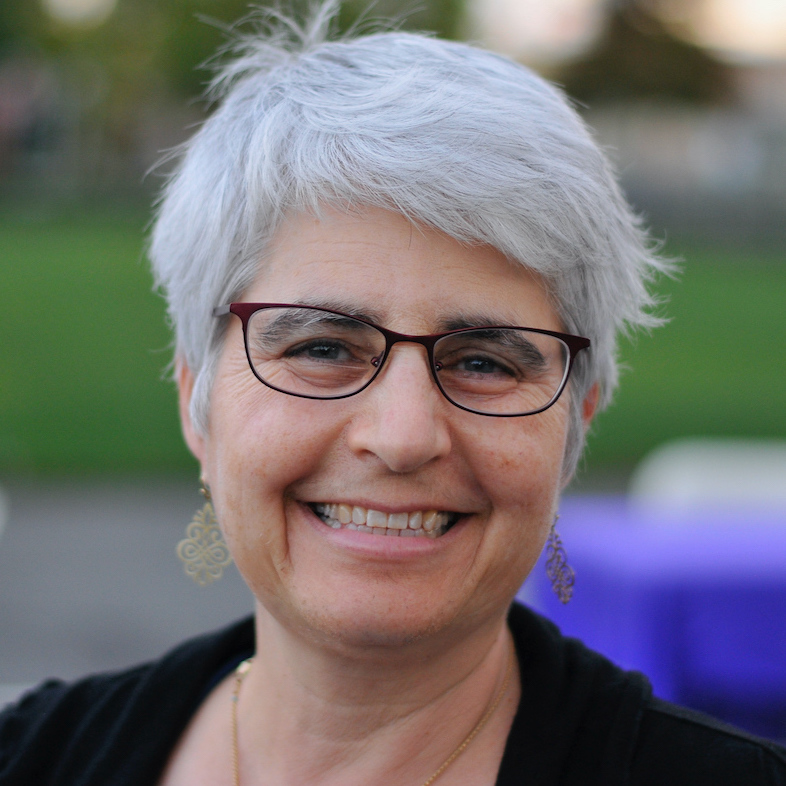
top-left (455, 355), bottom-right (516, 376)
top-left (285, 339), bottom-right (354, 362)
top-left (439, 349), bottom-right (518, 379)
top-left (460, 357), bottom-right (513, 374)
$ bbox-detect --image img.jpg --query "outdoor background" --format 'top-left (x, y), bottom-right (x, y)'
top-left (2, 0), bottom-right (785, 481)
top-left (1, 0), bottom-right (785, 717)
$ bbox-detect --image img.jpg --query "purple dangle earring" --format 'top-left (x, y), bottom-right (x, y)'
top-left (545, 514), bottom-right (575, 604)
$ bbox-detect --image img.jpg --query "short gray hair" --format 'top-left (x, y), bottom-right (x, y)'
top-left (149, 1), bottom-right (670, 479)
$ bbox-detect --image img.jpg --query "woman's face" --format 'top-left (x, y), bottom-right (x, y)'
top-left (181, 207), bottom-right (584, 650)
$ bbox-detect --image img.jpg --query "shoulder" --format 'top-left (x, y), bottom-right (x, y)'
top-left (0, 617), bottom-right (254, 786)
top-left (502, 603), bottom-right (786, 785)
top-left (632, 697), bottom-right (786, 785)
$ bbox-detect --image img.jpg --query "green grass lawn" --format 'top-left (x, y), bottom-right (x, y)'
top-left (1, 210), bottom-right (195, 473)
top-left (585, 242), bottom-right (786, 469)
top-left (1, 212), bottom-right (785, 474)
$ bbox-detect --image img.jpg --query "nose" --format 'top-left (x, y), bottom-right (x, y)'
top-left (346, 344), bottom-right (452, 473)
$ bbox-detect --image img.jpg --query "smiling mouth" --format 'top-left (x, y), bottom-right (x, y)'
top-left (310, 503), bottom-right (460, 538)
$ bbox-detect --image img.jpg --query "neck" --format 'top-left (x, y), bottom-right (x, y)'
top-left (236, 603), bottom-right (517, 785)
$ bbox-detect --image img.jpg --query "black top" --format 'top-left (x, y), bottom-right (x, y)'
top-left (1, 603), bottom-right (785, 785)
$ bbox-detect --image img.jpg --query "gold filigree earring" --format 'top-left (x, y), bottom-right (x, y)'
top-left (177, 482), bottom-right (233, 586)
top-left (545, 514), bottom-right (575, 604)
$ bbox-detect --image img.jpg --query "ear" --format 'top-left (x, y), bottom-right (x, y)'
top-left (582, 382), bottom-right (600, 431)
top-left (559, 382), bottom-right (601, 491)
top-left (176, 358), bottom-right (206, 466)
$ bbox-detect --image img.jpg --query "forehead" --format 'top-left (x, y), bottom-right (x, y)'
top-left (246, 206), bottom-right (561, 332)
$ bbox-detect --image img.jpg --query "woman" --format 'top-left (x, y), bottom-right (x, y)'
top-left (1, 4), bottom-right (784, 785)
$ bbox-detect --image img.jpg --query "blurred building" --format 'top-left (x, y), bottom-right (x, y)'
top-left (580, 61), bottom-right (786, 242)
top-left (1, 0), bottom-right (785, 242)
top-left (584, 74), bottom-right (786, 241)
top-left (0, 49), bottom-right (197, 203)
top-left (469, 0), bottom-right (786, 243)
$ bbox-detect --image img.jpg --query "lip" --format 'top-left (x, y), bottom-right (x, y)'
top-left (299, 502), bottom-right (467, 559)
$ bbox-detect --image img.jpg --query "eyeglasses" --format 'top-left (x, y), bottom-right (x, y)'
top-left (213, 303), bottom-right (590, 417)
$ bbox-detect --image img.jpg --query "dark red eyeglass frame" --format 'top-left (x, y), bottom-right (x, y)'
top-left (213, 302), bottom-right (591, 417)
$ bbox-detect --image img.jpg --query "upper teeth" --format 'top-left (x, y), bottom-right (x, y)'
top-left (313, 503), bottom-right (451, 536)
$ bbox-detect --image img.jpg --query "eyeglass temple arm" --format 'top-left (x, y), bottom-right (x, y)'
top-left (212, 305), bottom-right (232, 317)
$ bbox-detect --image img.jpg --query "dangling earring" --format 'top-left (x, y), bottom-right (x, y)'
top-left (545, 514), bottom-right (575, 604)
top-left (177, 481), bottom-right (233, 586)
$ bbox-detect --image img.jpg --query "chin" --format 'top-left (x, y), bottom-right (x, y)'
top-left (272, 590), bottom-right (468, 653)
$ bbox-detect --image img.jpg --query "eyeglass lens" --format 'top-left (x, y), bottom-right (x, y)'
top-left (244, 306), bottom-right (571, 416)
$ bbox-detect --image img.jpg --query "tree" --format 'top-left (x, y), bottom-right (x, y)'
top-left (557, 1), bottom-right (734, 105)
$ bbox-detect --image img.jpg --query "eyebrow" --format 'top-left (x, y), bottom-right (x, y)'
top-left (290, 300), bottom-right (525, 333)
top-left (437, 311), bottom-right (524, 332)
top-left (293, 297), bottom-right (385, 325)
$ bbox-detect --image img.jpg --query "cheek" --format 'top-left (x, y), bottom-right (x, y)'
top-left (473, 408), bottom-right (570, 613)
top-left (468, 401), bottom-right (569, 518)
top-left (204, 337), bottom-right (332, 487)
top-left (201, 361), bottom-right (341, 586)
top-left (209, 396), bottom-right (332, 503)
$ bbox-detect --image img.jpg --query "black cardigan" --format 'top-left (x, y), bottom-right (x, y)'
top-left (1, 603), bottom-right (785, 785)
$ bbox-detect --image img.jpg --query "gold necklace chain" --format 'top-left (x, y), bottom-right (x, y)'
top-left (230, 645), bottom-right (514, 786)
top-left (231, 659), bottom-right (252, 786)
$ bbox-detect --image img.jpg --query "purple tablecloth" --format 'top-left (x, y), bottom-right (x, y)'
top-left (517, 496), bottom-right (786, 739)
